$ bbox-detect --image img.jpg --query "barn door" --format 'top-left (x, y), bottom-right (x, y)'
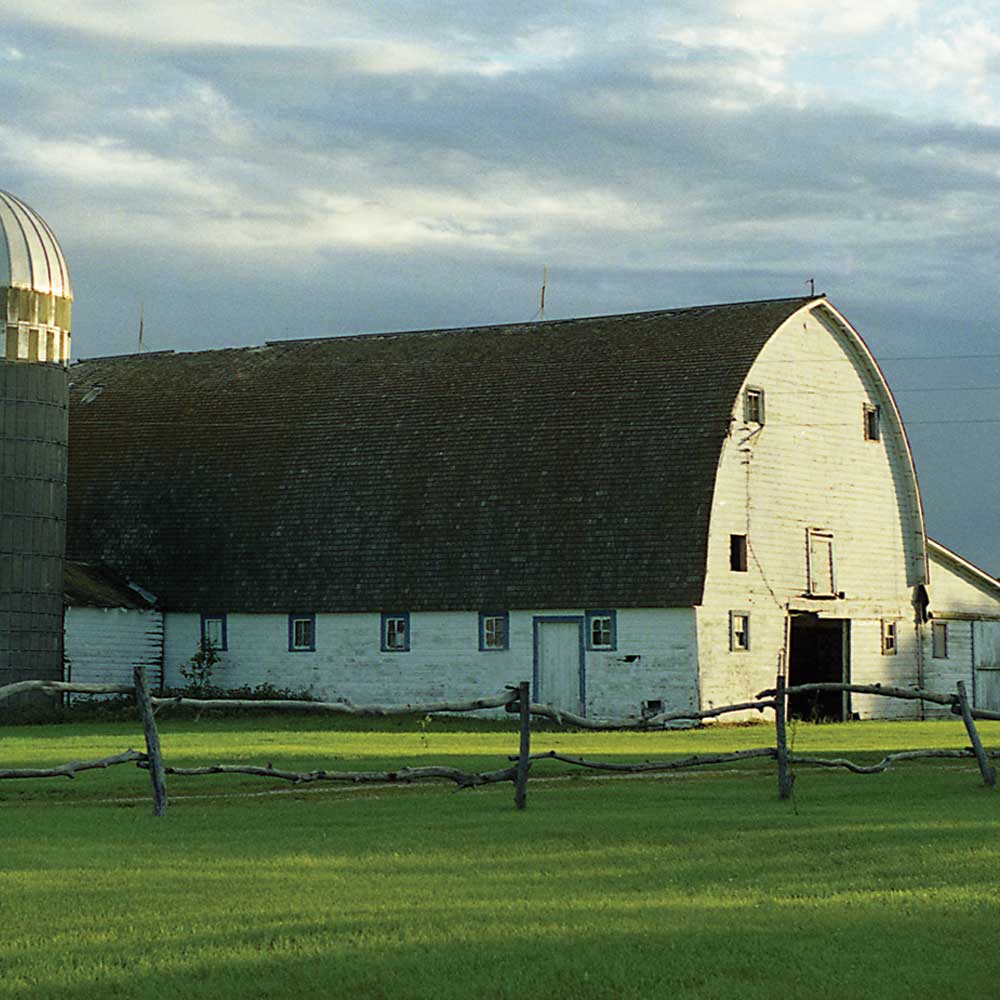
top-left (974, 621), bottom-right (1000, 711)
top-left (533, 616), bottom-right (585, 716)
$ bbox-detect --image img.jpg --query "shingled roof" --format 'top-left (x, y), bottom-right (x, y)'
top-left (67, 296), bottom-right (813, 613)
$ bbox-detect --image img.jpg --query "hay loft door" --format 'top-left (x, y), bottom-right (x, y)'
top-left (533, 616), bottom-right (585, 717)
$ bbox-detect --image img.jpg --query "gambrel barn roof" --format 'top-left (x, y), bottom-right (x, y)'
top-left (67, 296), bottom-right (814, 613)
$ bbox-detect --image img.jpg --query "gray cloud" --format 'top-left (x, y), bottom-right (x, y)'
top-left (3, 5), bottom-right (998, 571)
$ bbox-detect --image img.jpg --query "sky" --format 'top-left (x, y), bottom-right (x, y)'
top-left (2, 0), bottom-right (999, 573)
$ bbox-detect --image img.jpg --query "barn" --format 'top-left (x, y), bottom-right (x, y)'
top-left (65, 295), bottom-right (1000, 720)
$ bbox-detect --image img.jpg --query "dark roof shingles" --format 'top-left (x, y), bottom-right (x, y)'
top-left (67, 297), bottom-right (811, 612)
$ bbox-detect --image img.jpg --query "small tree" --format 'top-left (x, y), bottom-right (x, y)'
top-left (179, 639), bottom-right (220, 695)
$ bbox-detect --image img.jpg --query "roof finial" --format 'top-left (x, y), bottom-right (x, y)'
top-left (540, 265), bottom-right (547, 320)
top-left (805, 277), bottom-right (815, 297)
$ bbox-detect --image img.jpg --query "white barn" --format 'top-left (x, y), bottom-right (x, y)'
top-left (65, 296), bottom-right (1000, 719)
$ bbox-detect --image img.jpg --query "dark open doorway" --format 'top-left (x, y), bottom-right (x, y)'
top-left (787, 616), bottom-right (849, 722)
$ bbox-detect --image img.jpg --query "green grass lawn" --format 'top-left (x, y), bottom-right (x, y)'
top-left (2, 717), bottom-right (999, 999)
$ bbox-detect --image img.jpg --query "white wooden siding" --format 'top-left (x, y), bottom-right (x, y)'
top-left (922, 549), bottom-right (1000, 714)
top-left (64, 607), bottom-right (165, 694)
top-left (927, 546), bottom-right (1000, 618)
top-left (698, 303), bottom-right (925, 719)
top-left (974, 621), bottom-right (1000, 711)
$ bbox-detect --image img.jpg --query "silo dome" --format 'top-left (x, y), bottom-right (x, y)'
top-left (0, 190), bottom-right (72, 364)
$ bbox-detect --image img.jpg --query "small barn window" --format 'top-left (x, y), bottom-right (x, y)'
top-left (863, 404), bottom-right (880, 441)
top-left (730, 534), bottom-right (748, 572)
top-left (586, 610), bottom-right (617, 650)
top-left (381, 612), bottom-right (410, 652)
top-left (932, 621), bottom-right (948, 659)
top-left (730, 612), bottom-right (750, 651)
top-left (744, 387), bottom-right (765, 424)
top-left (881, 620), bottom-right (897, 655)
top-left (479, 612), bottom-right (509, 651)
top-left (288, 613), bottom-right (316, 652)
top-left (200, 613), bottom-right (227, 652)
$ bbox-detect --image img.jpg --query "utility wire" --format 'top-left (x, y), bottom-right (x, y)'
top-left (879, 353), bottom-right (1000, 361)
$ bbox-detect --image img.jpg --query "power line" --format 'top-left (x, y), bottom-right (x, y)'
top-left (894, 386), bottom-right (1000, 393)
top-left (878, 353), bottom-right (1000, 361)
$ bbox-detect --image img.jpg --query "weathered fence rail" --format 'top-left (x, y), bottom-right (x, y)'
top-left (2, 673), bottom-right (998, 815)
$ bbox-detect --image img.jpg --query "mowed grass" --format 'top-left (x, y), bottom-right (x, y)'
top-left (2, 717), bottom-right (1000, 999)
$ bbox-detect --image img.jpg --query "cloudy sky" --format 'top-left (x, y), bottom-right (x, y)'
top-left (3, 0), bottom-right (999, 572)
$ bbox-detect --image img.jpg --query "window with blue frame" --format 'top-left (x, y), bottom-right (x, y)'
top-left (288, 613), bottom-right (316, 652)
top-left (381, 612), bottom-right (410, 651)
top-left (200, 613), bottom-right (228, 651)
top-left (479, 612), bottom-right (509, 651)
top-left (586, 610), bottom-right (617, 650)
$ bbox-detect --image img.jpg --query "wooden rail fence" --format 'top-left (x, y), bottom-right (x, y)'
top-left (1, 670), bottom-right (997, 815)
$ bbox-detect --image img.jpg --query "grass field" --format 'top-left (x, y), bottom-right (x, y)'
top-left (2, 716), bottom-right (1000, 999)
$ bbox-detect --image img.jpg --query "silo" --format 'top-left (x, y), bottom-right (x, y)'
top-left (0, 191), bottom-right (72, 702)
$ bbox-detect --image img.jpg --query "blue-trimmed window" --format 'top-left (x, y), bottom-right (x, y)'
top-left (288, 613), bottom-right (316, 652)
top-left (586, 610), bottom-right (617, 651)
top-left (200, 613), bottom-right (228, 652)
top-left (479, 612), bottom-right (509, 651)
top-left (381, 612), bottom-right (410, 652)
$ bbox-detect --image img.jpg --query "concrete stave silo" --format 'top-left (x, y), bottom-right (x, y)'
top-left (0, 191), bottom-right (72, 698)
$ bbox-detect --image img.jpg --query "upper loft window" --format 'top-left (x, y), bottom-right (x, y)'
top-left (730, 534), bottom-right (748, 572)
top-left (863, 403), bottom-right (880, 441)
top-left (807, 529), bottom-right (836, 597)
top-left (479, 612), bottom-right (509, 651)
top-left (744, 387), bottom-right (765, 424)
top-left (586, 610), bottom-right (617, 651)
top-left (200, 613), bottom-right (228, 652)
top-left (381, 612), bottom-right (410, 652)
top-left (288, 613), bottom-right (316, 652)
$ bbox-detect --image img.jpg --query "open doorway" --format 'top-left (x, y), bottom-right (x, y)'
top-left (787, 615), bottom-right (849, 722)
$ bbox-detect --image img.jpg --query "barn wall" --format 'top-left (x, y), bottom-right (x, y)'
top-left (64, 606), bottom-right (165, 693)
top-left (698, 304), bottom-right (924, 720)
top-left (921, 549), bottom-right (1000, 713)
top-left (163, 607), bottom-right (699, 720)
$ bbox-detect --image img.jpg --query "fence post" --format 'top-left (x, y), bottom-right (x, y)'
top-left (775, 673), bottom-right (794, 800)
top-left (514, 680), bottom-right (531, 810)
top-left (956, 680), bottom-right (996, 788)
top-left (134, 665), bottom-right (168, 816)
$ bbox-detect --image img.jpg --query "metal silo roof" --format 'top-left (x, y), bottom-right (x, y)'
top-left (0, 190), bottom-right (72, 299)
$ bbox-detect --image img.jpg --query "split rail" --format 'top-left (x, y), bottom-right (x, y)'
top-left (1, 669), bottom-right (998, 816)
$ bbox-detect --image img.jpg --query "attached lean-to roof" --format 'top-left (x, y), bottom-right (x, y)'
top-left (64, 561), bottom-right (156, 609)
top-left (67, 296), bottom-right (812, 613)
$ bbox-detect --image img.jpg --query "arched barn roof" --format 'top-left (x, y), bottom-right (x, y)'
top-left (67, 296), bottom-right (815, 613)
